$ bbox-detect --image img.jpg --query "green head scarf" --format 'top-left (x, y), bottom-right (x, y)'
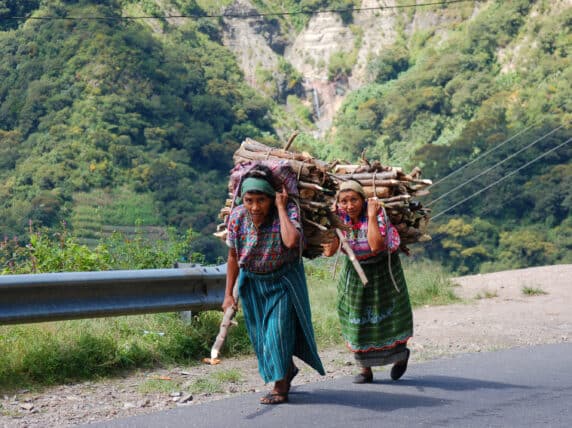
top-left (240, 177), bottom-right (276, 198)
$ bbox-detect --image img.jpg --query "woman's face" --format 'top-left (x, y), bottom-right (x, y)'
top-left (243, 192), bottom-right (273, 226)
top-left (338, 190), bottom-right (364, 222)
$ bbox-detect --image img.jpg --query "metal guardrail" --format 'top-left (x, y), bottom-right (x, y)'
top-left (0, 264), bottom-right (227, 325)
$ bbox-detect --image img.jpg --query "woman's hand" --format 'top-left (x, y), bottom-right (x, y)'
top-left (366, 197), bottom-right (386, 252)
top-left (276, 185), bottom-right (300, 248)
top-left (222, 295), bottom-right (237, 312)
top-left (321, 236), bottom-right (339, 257)
top-left (367, 197), bottom-right (381, 219)
top-left (275, 185), bottom-right (289, 210)
top-left (224, 248), bottom-right (239, 311)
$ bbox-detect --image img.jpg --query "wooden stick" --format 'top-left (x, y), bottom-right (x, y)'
top-left (335, 228), bottom-right (368, 286)
top-left (381, 194), bottom-right (412, 203)
top-left (208, 280), bottom-right (239, 363)
top-left (233, 151), bottom-right (314, 177)
top-left (330, 171), bottom-right (398, 181)
top-left (303, 218), bottom-right (328, 231)
top-left (284, 131), bottom-right (299, 151)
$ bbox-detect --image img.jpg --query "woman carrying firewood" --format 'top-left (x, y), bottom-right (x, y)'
top-left (223, 165), bottom-right (325, 405)
top-left (322, 180), bottom-right (413, 383)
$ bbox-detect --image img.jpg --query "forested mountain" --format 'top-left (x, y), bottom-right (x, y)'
top-left (0, 0), bottom-right (570, 273)
top-left (0, 0), bottom-right (277, 259)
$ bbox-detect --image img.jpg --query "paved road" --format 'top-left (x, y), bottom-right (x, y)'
top-left (89, 343), bottom-right (572, 428)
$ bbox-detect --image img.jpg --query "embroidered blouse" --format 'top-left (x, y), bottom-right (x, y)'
top-left (337, 207), bottom-right (400, 261)
top-left (226, 201), bottom-right (302, 273)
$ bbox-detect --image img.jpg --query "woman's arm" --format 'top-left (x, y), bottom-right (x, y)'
top-left (222, 248), bottom-right (239, 311)
top-left (366, 197), bottom-right (386, 253)
top-left (275, 186), bottom-right (301, 249)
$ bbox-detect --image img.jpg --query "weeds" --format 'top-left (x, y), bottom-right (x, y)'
top-left (138, 378), bottom-right (181, 394)
top-left (522, 285), bottom-right (548, 296)
top-left (213, 369), bottom-right (242, 383)
top-left (476, 290), bottom-right (499, 299)
top-left (402, 259), bottom-right (460, 307)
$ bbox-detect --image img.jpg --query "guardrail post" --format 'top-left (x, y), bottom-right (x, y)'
top-left (175, 262), bottom-right (202, 324)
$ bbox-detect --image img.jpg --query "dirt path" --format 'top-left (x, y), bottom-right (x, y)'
top-left (1, 265), bottom-right (570, 428)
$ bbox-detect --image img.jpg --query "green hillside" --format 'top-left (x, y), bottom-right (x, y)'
top-left (316, 0), bottom-right (572, 273)
top-left (1, 0), bottom-right (570, 273)
top-left (0, 0), bottom-right (276, 261)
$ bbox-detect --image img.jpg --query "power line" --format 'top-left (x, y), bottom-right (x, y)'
top-left (430, 97), bottom-right (570, 190)
top-left (430, 136), bottom-right (572, 220)
top-left (426, 122), bottom-right (569, 207)
top-left (1, 0), bottom-right (474, 21)
top-left (429, 121), bottom-right (540, 189)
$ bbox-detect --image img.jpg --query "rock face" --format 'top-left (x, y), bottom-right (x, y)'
top-left (222, 0), bottom-right (282, 89)
top-left (164, 0), bottom-right (566, 138)
top-left (218, 0), bottom-right (454, 133)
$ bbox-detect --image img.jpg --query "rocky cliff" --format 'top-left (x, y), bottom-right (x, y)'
top-left (219, 0), bottom-right (479, 135)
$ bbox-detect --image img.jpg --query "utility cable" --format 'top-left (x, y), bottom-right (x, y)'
top-left (426, 122), bottom-right (569, 207)
top-left (429, 120), bottom-right (540, 189)
top-left (430, 99), bottom-right (570, 189)
top-left (1, 0), bottom-right (474, 21)
top-left (430, 137), bottom-right (572, 220)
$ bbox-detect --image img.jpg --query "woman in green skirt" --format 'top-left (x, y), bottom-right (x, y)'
top-left (323, 180), bottom-right (413, 383)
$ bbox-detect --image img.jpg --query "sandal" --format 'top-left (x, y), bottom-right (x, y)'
top-left (390, 348), bottom-right (410, 381)
top-left (260, 391), bottom-right (288, 405)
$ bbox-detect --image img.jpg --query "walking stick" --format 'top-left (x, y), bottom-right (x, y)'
top-left (203, 280), bottom-right (239, 365)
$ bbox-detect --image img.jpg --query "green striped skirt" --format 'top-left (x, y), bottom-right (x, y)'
top-left (337, 252), bottom-right (413, 367)
top-left (238, 260), bottom-right (325, 383)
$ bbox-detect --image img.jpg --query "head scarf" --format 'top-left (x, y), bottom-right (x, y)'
top-left (337, 180), bottom-right (366, 200)
top-left (241, 177), bottom-right (276, 198)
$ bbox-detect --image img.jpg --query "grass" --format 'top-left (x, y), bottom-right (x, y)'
top-left (212, 369), bottom-right (242, 383)
top-left (138, 378), bottom-right (181, 394)
top-left (0, 257), bottom-right (457, 391)
top-left (476, 289), bottom-right (499, 299)
top-left (137, 369), bottom-right (242, 395)
top-left (401, 258), bottom-right (460, 307)
top-left (0, 313), bottom-right (252, 392)
top-left (522, 285), bottom-right (548, 296)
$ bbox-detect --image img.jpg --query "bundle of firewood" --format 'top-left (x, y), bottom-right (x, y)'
top-left (214, 137), bottom-right (345, 259)
top-left (214, 137), bottom-right (431, 257)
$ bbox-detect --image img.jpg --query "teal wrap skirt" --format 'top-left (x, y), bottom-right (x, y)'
top-left (238, 260), bottom-right (325, 383)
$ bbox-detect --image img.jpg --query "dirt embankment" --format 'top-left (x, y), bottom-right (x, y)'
top-left (1, 264), bottom-right (570, 428)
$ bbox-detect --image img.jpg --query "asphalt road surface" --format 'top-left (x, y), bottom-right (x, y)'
top-left (88, 343), bottom-right (572, 428)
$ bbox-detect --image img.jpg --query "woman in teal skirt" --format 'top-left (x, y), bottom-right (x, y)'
top-left (223, 165), bottom-right (325, 404)
top-left (323, 180), bottom-right (413, 383)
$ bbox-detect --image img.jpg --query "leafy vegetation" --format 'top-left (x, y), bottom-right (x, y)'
top-left (0, 0), bottom-right (570, 274)
top-left (325, 0), bottom-right (571, 273)
top-left (0, 0), bottom-right (275, 261)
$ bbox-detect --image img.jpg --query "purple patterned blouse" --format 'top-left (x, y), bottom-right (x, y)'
top-left (337, 208), bottom-right (401, 260)
top-left (226, 201), bottom-right (302, 273)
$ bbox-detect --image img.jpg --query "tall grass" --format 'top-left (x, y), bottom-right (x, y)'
top-left (401, 258), bottom-right (460, 307)
top-left (305, 258), bottom-right (344, 347)
top-left (1, 234), bottom-right (457, 391)
top-left (0, 312), bottom-right (253, 391)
